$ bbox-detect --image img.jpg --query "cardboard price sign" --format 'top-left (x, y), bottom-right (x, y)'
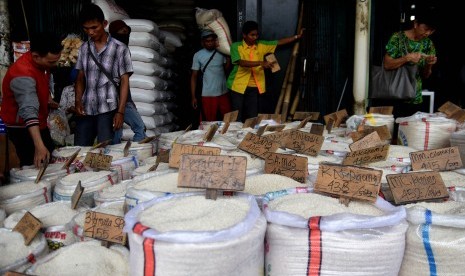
top-left (169, 143), bottom-right (221, 168)
top-left (83, 152), bottom-right (113, 170)
top-left (326, 118), bottom-right (334, 134)
top-left (265, 53), bottom-right (281, 73)
top-left (204, 124), bottom-right (219, 142)
top-left (438, 101), bottom-right (462, 116)
top-left (257, 113), bottom-right (281, 124)
top-left (243, 117), bottom-right (257, 128)
top-left (238, 132), bottom-right (280, 159)
top-left (294, 111), bottom-right (320, 121)
top-left (265, 153), bottom-right (308, 183)
top-left (309, 124), bottom-right (325, 136)
top-left (223, 110), bottom-right (239, 123)
top-left (263, 129), bottom-right (293, 147)
top-left (256, 124), bottom-right (267, 136)
top-left (265, 124), bottom-right (285, 132)
top-left (13, 212), bottom-right (42, 245)
top-left (343, 144), bottom-right (390, 166)
top-left (438, 101), bottom-right (465, 123)
top-left (324, 109), bottom-right (348, 127)
top-left (84, 211), bottom-right (126, 244)
top-left (314, 163), bottom-right (382, 202)
top-left (71, 181), bottom-right (84, 209)
top-left (282, 130), bottom-right (324, 156)
top-left (386, 171), bottom-right (449, 204)
top-left (353, 125), bottom-right (391, 142)
top-left (157, 149), bottom-right (170, 163)
top-left (178, 155), bottom-right (247, 190)
top-left (349, 131), bottom-right (384, 151)
top-left (296, 116), bottom-right (312, 129)
top-left (410, 146), bottom-right (463, 171)
top-left (368, 106), bottom-right (393, 115)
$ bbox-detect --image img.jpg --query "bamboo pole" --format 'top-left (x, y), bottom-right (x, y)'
top-left (280, 1), bottom-right (304, 122)
top-left (289, 88), bottom-right (301, 118)
top-left (274, 57), bottom-right (293, 114)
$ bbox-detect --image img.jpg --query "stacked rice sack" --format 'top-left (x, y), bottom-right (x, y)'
top-left (195, 7), bottom-right (232, 55)
top-left (122, 18), bottom-right (178, 138)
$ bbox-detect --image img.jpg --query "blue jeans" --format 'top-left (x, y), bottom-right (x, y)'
top-left (113, 102), bottom-right (146, 144)
top-left (74, 111), bottom-right (115, 146)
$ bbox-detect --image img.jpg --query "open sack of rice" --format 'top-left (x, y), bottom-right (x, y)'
top-left (263, 188), bottom-right (407, 276)
top-left (3, 201), bottom-right (87, 250)
top-left (399, 201), bottom-right (465, 276)
top-left (0, 180), bottom-right (51, 215)
top-left (124, 192), bottom-right (266, 276)
top-left (26, 240), bottom-right (129, 275)
top-left (0, 228), bottom-right (48, 274)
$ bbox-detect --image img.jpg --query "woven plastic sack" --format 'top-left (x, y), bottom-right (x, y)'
top-left (0, 180), bottom-right (52, 215)
top-left (0, 229), bottom-right (48, 274)
top-left (263, 187), bottom-right (408, 276)
top-left (399, 201), bottom-right (465, 276)
top-left (396, 112), bottom-right (457, 150)
top-left (124, 192), bottom-right (266, 276)
top-left (123, 19), bottom-right (159, 35)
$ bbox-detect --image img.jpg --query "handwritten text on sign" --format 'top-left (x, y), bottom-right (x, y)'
top-left (386, 171), bottom-right (449, 204)
top-left (349, 131), bottom-right (383, 151)
top-left (169, 143), bottom-right (221, 168)
top-left (343, 144), bottom-right (390, 166)
top-left (238, 133), bottom-right (280, 159)
top-left (263, 129), bottom-right (293, 147)
top-left (314, 163), bottom-right (382, 202)
top-left (410, 146), bottom-right (463, 171)
top-left (265, 153), bottom-right (308, 183)
top-left (84, 211), bottom-right (126, 244)
top-left (178, 155), bottom-right (247, 190)
top-left (83, 152), bottom-right (113, 170)
top-left (282, 130), bottom-right (324, 156)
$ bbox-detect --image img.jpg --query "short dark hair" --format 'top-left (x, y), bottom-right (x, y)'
top-left (415, 6), bottom-right (438, 30)
top-left (242, 21), bottom-right (259, 35)
top-left (79, 3), bottom-right (105, 25)
top-left (30, 32), bottom-right (63, 57)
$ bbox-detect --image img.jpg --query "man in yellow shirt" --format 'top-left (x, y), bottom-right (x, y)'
top-left (227, 20), bottom-right (303, 122)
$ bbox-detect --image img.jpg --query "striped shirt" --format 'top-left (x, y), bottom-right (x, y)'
top-left (227, 39), bottom-right (277, 94)
top-left (76, 36), bottom-right (133, 115)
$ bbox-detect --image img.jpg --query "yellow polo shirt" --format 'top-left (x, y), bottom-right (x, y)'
top-left (227, 39), bottom-right (278, 94)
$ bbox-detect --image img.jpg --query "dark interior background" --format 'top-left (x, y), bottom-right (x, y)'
top-left (6, 0), bottom-right (462, 128)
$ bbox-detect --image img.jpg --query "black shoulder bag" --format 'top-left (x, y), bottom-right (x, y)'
top-left (370, 32), bottom-right (418, 100)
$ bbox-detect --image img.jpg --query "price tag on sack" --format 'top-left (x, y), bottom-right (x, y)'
top-left (343, 144), bottom-right (390, 166)
top-left (264, 152), bottom-right (308, 183)
top-left (13, 212), bottom-right (42, 245)
top-left (386, 171), bottom-right (449, 205)
top-left (410, 146), bottom-right (463, 171)
top-left (282, 130), bottom-right (324, 156)
top-left (169, 143), bottom-right (221, 168)
top-left (238, 132), bottom-right (280, 159)
top-left (84, 211), bottom-right (126, 245)
top-left (178, 155), bottom-right (247, 200)
top-left (83, 152), bottom-right (113, 170)
top-left (314, 163), bottom-right (382, 203)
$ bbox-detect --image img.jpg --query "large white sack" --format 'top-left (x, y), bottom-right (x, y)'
top-left (195, 7), bottom-right (223, 27)
top-left (123, 19), bottom-right (159, 36)
top-left (134, 101), bottom-right (169, 116)
top-left (399, 201), bottom-right (465, 276)
top-left (130, 74), bottom-right (169, 91)
top-left (132, 61), bottom-right (167, 77)
top-left (131, 87), bottom-right (175, 103)
top-left (141, 112), bottom-right (175, 129)
top-left (160, 30), bottom-right (183, 47)
top-left (92, 0), bottom-right (129, 23)
top-left (205, 16), bottom-right (232, 55)
top-left (129, 46), bottom-right (161, 63)
top-left (129, 32), bottom-right (160, 50)
top-left (396, 112), bottom-right (457, 150)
